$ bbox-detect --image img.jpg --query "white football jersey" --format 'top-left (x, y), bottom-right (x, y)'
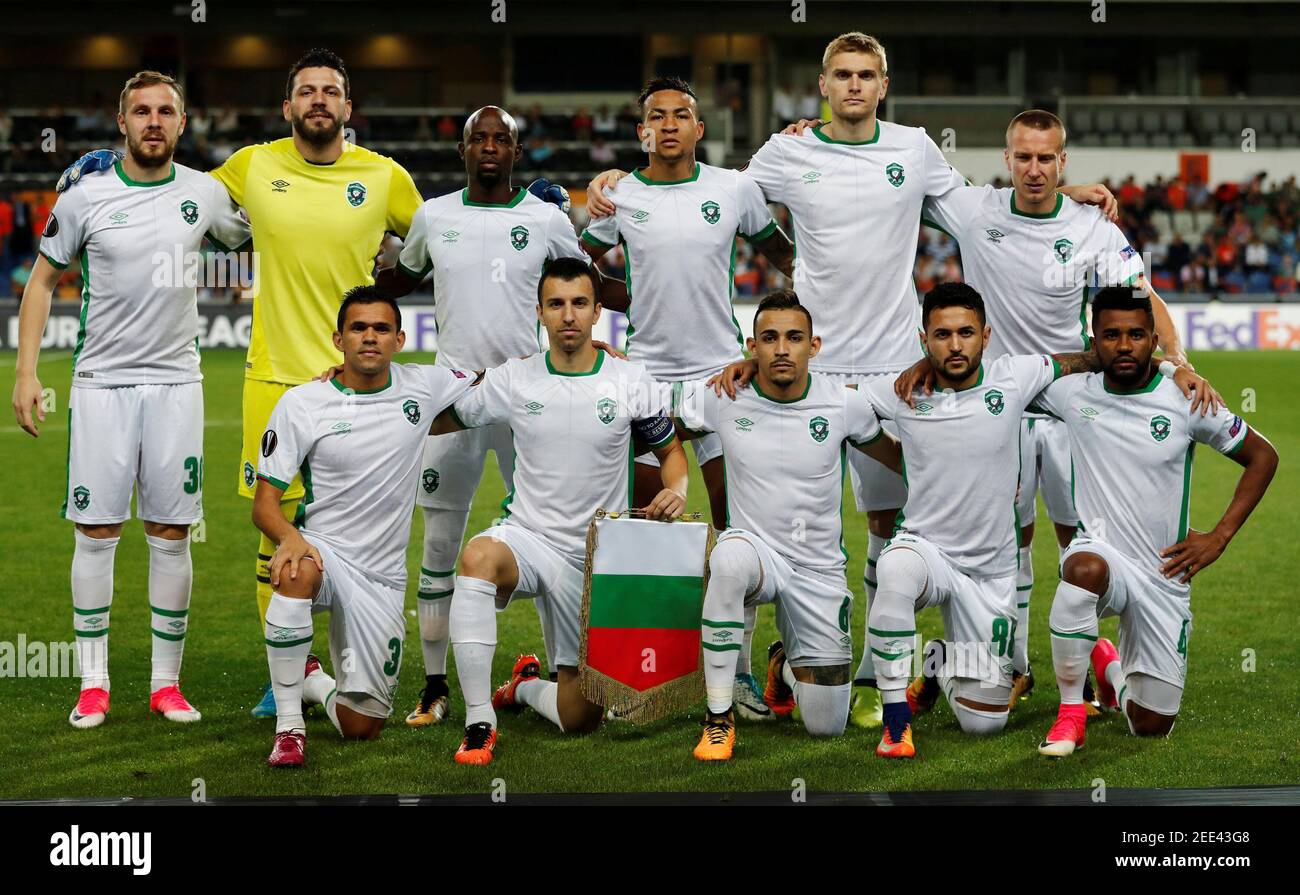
top-left (678, 374), bottom-right (882, 577)
top-left (397, 188), bottom-right (587, 371)
top-left (451, 351), bottom-right (673, 561)
top-left (922, 185), bottom-right (1145, 358)
top-left (581, 162), bottom-right (776, 380)
top-left (1033, 371), bottom-right (1249, 593)
top-left (39, 161), bottom-right (250, 387)
top-left (743, 121), bottom-right (965, 375)
top-left (257, 363), bottom-right (475, 587)
top-left (865, 354), bottom-right (1061, 578)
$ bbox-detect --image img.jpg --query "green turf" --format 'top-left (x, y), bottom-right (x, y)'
top-left (0, 349), bottom-right (1295, 799)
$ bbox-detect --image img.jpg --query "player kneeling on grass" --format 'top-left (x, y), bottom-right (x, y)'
top-left (1034, 287), bottom-right (1277, 757)
top-left (870, 283), bottom-right (1216, 759)
top-left (676, 291), bottom-right (902, 760)
top-left (252, 287), bottom-right (477, 768)
top-left (417, 258), bottom-right (687, 765)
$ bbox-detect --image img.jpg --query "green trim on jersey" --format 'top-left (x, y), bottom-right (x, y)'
top-left (725, 238), bottom-right (744, 350)
top-left (329, 372), bottom-right (393, 395)
top-left (620, 235), bottom-right (638, 349)
top-left (920, 217), bottom-right (956, 240)
top-left (1226, 423), bottom-right (1250, 456)
top-left (753, 374), bottom-right (811, 404)
top-left (71, 254), bottom-right (91, 372)
top-left (544, 349), bottom-right (605, 376)
top-left (631, 163), bottom-right (701, 186)
top-left (811, 121), bottom-right (880, 146)
top-left (1178, 443), bottom-right (1195, 541)
top-left (449, 403), bottom-right (469, 430)
top-left (59, 406), bottom-right (72, 519)
top-left (113, 160), bottom-right (176, 188)
top-left (38, 250), bottom-right (68, 270)
top-left (1079, 284), bottom-right (1092, 351)
top-left (293, 456), bottom-right (315, 528)
top-left (947, 363), bottom-right (986, 392)
top-left (461, 187), bottom-right (526, 208)
top-left (1009, 192), bottom-right (1063, 219)
top-left (581, 229), bottom-right (614, 249)
top-left (257, 472), bottom-right (291, 491)
top-left (743, 219), bottom-right (779, 242)
top-left (397, 258), bottom-right (433, 281)
top-left (838, 442), bottom-right (850, 563)
top-left (1103, 370), bottom-right (1163, 395)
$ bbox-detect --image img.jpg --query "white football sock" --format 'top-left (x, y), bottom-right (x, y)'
top-left (853, 532), bottom-right (887, 683)
top-left (302, 667), bottom-right (340, 734)
top-left (146, 534), bottom-right (192, 691)
top-left (449, 576), bottom-right (499, 729)
top-left (868, 547), bottom-right (926, 692)
top-left (701, 538), bottom-right (758, 714)
top-left (1013, 544), bottom-right (1033, 676)
top-left (418, 506), bottom-right (469, 676)
top-left (1106, 659), bottom-right (1127, 713)
top-left (72, 529), bottom-right (117, 691)
top-left (515, 677), bottom-right (563, 730)
top-left (265, 593), bottom-right (313, 733)
top-left (740, 604), bottom-right (756, 678)
top-left (1049, 582), bottom-right (1099, 704)
top-left (793, 680), bottom-right (850, 737)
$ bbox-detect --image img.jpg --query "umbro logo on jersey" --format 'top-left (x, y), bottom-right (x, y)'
top-left (631, 210), bottom-right (650, 222)
top-left (109, 212), bottom-right (128, 225)
top-left (511, 225), bottom-right (530, 251)
top-left (1150, 414), bottom-right (1172, 442)
top-left (985, 229), bottom-right (1005, 243)
top-left (402, 400), bottom-right (422, 425)
top-left (984, 389), bottom-right (1006, 415)
top-left (442, 230), bottom-right (460, 243)
top-left (180, 200), bottom-right (199, 225)
top-left (330, 421), bottom-right (352, 435)
top-left (915, 401), bottom-right (935, 415)
top-left (524, 401), bottom-right (545, 415)
top-left (801, 171), bottom-right (822, 182)
top-left (346, 181), bottom-right (367, 207)
top-left (735, 417), bottom-right (754, 431)
top-left (885, 162), bottom-right (905, 188)
top-left (700, 200), bottom-right (721, 225)
top-left (1080, 406), bottom-right (1100, 420)
top-left (271, 179), bottom-right (290, 192)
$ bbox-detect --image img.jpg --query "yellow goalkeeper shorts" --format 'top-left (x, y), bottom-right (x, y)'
top-left (239, 377), bottom-right (305, 500)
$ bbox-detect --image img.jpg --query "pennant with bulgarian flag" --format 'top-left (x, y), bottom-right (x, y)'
top-left (579, 513), bottom-right (714, 723)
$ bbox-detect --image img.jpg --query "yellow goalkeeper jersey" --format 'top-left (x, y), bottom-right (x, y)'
top-left (210, 138), bottom-right (423, 384)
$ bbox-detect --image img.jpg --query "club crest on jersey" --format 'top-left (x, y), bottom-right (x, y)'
top-left (180, 199), bottom-right (199, 225)
top-left (885, 162), bottom-right (905, 188)
top-left (700, 200), bottom-right (721, 225)
top-left (1053, 238), bottom-right (1074, 264)
top-left (809, 415), bottom-right (830, 443)
top-left (510, 225), bottom-right (530, 251)
top-left (422, 467), bottom-right (440, 493)
top-left (401, 400), bottom-right (422, 424)
top-left (72, 485), bottom-right (90, 511)
top-left (984, 389), bottom-right (1006, 415)
top-left (596, 397), bottom-right (617, 424)
top-left (243, 461), bottom-right (255, 488)
top-left (346, 181), bottom-right (367, 207)
top-left (1150, 414), bottom-right (1172, 442)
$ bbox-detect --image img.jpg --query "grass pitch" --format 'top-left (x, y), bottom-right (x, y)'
top-left (0, 348), bottom-right (1296, 799)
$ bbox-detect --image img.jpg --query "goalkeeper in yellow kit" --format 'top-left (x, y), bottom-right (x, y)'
top-left (57, 49), bottom-right (424, 718)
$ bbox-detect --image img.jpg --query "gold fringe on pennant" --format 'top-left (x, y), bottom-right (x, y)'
top-left (578, 510), bottom-right (717, 724)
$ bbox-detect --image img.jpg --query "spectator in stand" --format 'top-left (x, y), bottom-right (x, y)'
top-left (528, 103), bottom-right (547, 138)
top-left (773, 81), bottom-right (797, 129)
top-left (527, 136), bottom-right (554, 168)
top-left (1117, 175), bottom-right (1144, 209)
top-left (1278, 254), bottom-right (1298, 293)
top-left (1180, 257), bottom-right (1207, 293)
top-left (414, 115), bottom-right (433, 142)
top-left (1165, 232), bottom-right (1191, 278)
top-left (1227, 210), bottom-right (1252, 246)
top-left (0, 189), bottom-right (12, 278)
top-left (589, 135), bottom-right (616, 167)
top-left (593, 104), bottom-right (618, 138)
top-left (189, 107), bottom-right (211, 157)
top-left (1214, 232), bottom-right (1239, 281)
top-left (1187, 175), bottom-right (1210, 210)
top-left (572, 107), bottom-right (593, 140)
top-left (1145, 175), bottom-right (1169, 213)
top-left (0, 108), bottom-right (12, 146)
top-left (215, 102), bottom-right (240, 136)
top-left (436, 114), bottom-right (458, 141)
top-left (1243, 235), bottom-right (1271, 290)
top-left (1166, 177), bottom-right (1188, 211)
top-left (798, 86), bottom-right (821, 121)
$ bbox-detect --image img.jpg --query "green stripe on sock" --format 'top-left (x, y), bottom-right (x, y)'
top-left (75, 628), bottom-right (109, 638)
top-left (1050, 628), bottom-right (1098, 642)
top-left (1016, 584), bottom-right (1033, 591)
top-left (151, 628), bottom-right (186, 642)
top-left (702, 619), bottom-right (745, 629)
top-left (702, 642), bottom-right (742, 652)
top-left (150, 605), bottom-right (189, 618)
top-left (73, 605), bottom-right (110, 615)
top-left (265, 635), bottom-right (314, 648)
top-left (418, 589), bottom-right (453, 600)
top-left (864, 576), bottom-right (878, 589)
top-left (1017, 602), bottom-right (1030, 608)
top-left (870, 647), bottom-right (913, 660)
top-left (420, 567), bottom-right (454, 578)
top-left (1117, 684), bottom-right (1127, 706)
top-left (867, 558), bottom-right (878, 568)
top-left (868, 627), bottom-right (915, 638)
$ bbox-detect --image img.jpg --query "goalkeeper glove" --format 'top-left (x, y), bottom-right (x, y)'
top-left (527, 178), bottom-right (571, 214)
top-left (57, 149), bottom-right (123, 193)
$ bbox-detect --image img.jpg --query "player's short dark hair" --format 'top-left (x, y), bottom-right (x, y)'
top-left (1090, 285), bottom-right (1154, 331)
top-left (754, 289), bottom-right (813, 335)
top-left (119, 70), bottom-right (185, 117)
top-left (338, 285), bottom-right (400, 332)
top-left (537, 257), bottom-right (599, 305)
top-left (1006, 109), bottom-right (1067, 151)
top-left (637, 76), bottom-right (697, 117)
top-left (922, 282), bottom-right (986, 329)
top-left (286, 48), bottom-right (350, 100)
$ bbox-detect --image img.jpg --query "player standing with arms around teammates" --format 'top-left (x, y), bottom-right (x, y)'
top-left (426, 258), bottom-right (687, 766)
top-left (675, 292), bottom-right (902, 760)
top-left (863, 283), bottom-right (1212, 759)
top-left (1033, 287), bottom-right (1276, 757)
top-left (919, 109), bottom-right (1200, 701)
top-left (579, 76), bottom-right (795, 721)
top-left (610, 33), bottom-right (1117, 729)
top-left (12, 72), bottom-right (250, 728)
top-left (253, 287), bottom-right (477, 768)
top-left (375, 105), bottom-right (597, 727)
top-left (54, 49), bottom-right (427, 719)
